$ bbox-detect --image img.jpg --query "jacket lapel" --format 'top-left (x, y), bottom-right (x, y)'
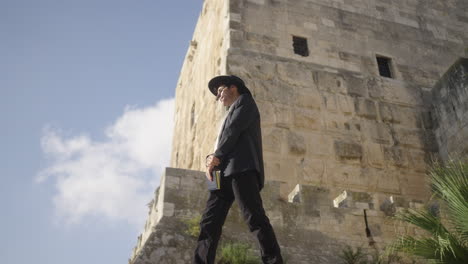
top-left (218, 97), bottom-right (241, 142)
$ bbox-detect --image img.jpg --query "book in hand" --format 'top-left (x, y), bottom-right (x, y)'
top-left (207, 170), bottom-right (221, 191)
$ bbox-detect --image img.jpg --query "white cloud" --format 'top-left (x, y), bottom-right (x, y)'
top-left (37, 98), bottom-right (174, 228)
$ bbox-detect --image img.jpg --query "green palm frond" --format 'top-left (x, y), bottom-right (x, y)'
top-left (394, 208), bottom-right (447, 236)
top-left (389, 158), bottom-right (468, 264)
top-left (390, 235), bottom-right (467, 264)
top-left (430, 159), bottom-right (468, 241)
top-left (338, 245), bottom-right (368, 264)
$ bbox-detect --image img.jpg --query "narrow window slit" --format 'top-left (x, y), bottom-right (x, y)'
top-left (376, 56), bottom-right (393, 78)
top-left (292, 36), bottom-right (309, 57)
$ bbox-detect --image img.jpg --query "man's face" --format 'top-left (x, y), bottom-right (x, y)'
top-left (216, 85), bottom-right (238, 106)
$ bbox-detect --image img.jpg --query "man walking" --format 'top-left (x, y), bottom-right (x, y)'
top-left (192, 75), bottom-right (283, 264)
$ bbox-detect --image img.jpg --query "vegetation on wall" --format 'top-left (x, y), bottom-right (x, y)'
top-left (183, 215), bottom-right (202, 238)
top-left (217, 242), bottom-right (261, 264)
top-left (338, 245), bottom-right (402, 264)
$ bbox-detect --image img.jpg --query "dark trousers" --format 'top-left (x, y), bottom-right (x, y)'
top-left (192, 170), bottom-right (283, 264)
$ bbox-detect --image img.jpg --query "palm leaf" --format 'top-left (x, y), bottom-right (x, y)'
top-left (389, 158), bottom-right (468, 263)
top-left (429, 159), bottom-right (468, 242)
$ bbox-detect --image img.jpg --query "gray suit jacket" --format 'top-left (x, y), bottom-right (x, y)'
top-left (214, 93), bottom-right (265, 190)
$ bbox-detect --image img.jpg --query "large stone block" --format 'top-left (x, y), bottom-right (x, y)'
top-left (345, 74), bottom-right (367, 97)
top-left (326, 162), bottom-right (365, 188)
top-left (257, 101), bottom-right (278, 126)
top-left (246, 59), bottom-right (277, 81)
top-left (263, 156), bottom-right (297, 182)
top-left (367, 77), bottom-right (424, 106)
top-left (288, 131), bottom-right (307, 155)
top-left (294, 89), bottom-right (322, 110)
top-left (277, 62), bottom-right (315, 88)
top-left (323, 113), bottom-right (361, 138)
top-left (362, 121), bottom-right (392, 144)
top-left (407, 150), bottom-right (431, 172)
top-left (288, 184), bottom-right (332, 209)
top-left (334, 141), bottom-right (363, 160)
top-left (383, 146), bottom-right (408, 168)
top-left (262, 102), bottom-right (294, 128)
top-left (376, 170), bottom-right (402, 194)
top-left (380, 107), bottom-right (422, 129)
top-left (355, 97), bottom-right (377, 120)
top-left (393, 128), bottom-right (425, 149)
top-left (380, 104), bottom-right (422, 128)
top-left (333, 190), bottom-right (373, 209)
top-left (296, 157), bottom-right (326, 184)
top-left (293, 108), bottom-right (322, 130)
top-left (263, 128), bottom-right (284, 153)
top-left (336, 94), bottom-right (355, 114)
top-left (306, 133), bottom-right (334, 157)
top-left (323, 92), bottom-right (338, 112)
top-left (364, 142), bottom-right (385, 168)
top-left (314, 71), bottom-right (348, 94)
top-left (164, 174), bottom-right (181, 190)
top-left (378, 102), bottom-right (400, 124)
top-left (399, 171), bottom-right (430, 199)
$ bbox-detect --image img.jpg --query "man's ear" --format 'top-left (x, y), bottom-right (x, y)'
top-left (230, 85), bottom-right (239, 95)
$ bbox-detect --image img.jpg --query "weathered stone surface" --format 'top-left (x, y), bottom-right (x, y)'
top-left (333, 190), bottom-right (372, 209)
top-left (253, 79), bottom-right (295, 105)
top-left (432, 58), bottom-right (468, 161)
top-left (287, 131), bottom-right (306, 155)
top-left (376, 170), bottom-right (402, 194)
top-left (355, 97), bottom-right (377, 120)
top-left (364, 142), bottom-right (385, 168)
top-left (345, 74), bottom-right (367, 97)
top-left (334, 141), bottom-right (363, 160)
top-left (294, 90), bottom-right (321, 110)
top-left (383, 146), bottom-right (408, 168)
top-left (131, 168), bottom-right (418, 264)
top-left (393, 128), bottom-right (425, 149)
top-left (362, 121), bottom-right (393, 144)
top-left (296, 157), bottom-right (326, 185)
top-left (336, 94), bottom-right (355, 114)
top-left (323, 92), bottom-right (339, 112)
top-left (277, 63), bottom-right (315, 88)
top-left (367, 77), bottom-right (424, 106)
top-left (315, 71), bottom-right (348, 94)
top-left (259, 102), bottom-right (294, 128)
top-left (306, 133), bottom-right (334, 157)
top-left (293, 108), bottom-right (321, 130)
top-left (378, 102), bottom-right (423, 129)
top-left (407, 150), bottom-right (431, 172)
top-left (263, 128), bottom-right (283, 153)
top-left (378, 101), bottom-right (400, 124)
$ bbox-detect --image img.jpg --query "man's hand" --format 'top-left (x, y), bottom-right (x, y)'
top-left (205, 166), bottom-right (214, 181)
top-left (206, 155), bottom-right (220, 167)
top-left (205, 155), bottom-right (220, 181)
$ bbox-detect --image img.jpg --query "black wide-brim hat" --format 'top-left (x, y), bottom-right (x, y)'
top-left (208, 75), bottom-right (251, 96)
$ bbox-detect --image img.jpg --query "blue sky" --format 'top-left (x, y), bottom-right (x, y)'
top-left (1, 0), bottom-right (202, 263)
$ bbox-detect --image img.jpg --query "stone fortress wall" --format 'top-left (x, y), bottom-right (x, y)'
top-left (130, 168), bottom-right (426, 264)
top-left (221, 0), bottom-right (468, 201)
top-left (172, 0), bottom-right (468, 201)
top-left (432, 54), bottom-right (468, 160)
top-left (131, 0), bottom-right (468, 263)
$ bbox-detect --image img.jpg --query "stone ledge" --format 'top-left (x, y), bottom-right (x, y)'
top-left (131, 167), bottom-right (427, 264)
